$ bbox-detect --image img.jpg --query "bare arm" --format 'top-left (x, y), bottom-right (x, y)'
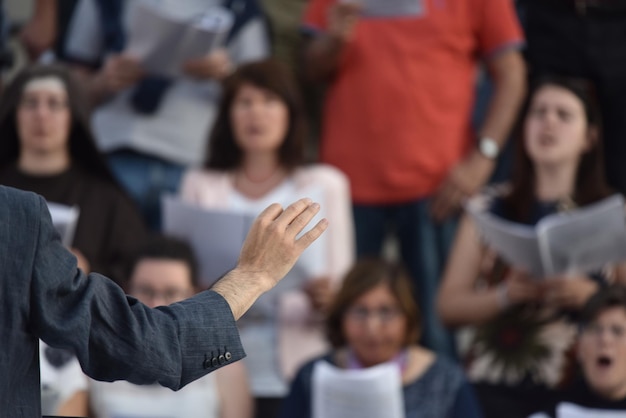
top-left (216, 362), bottom-right (253, 418)
top-left (71, 54), bottom-right (144, 108)
top-left (437, 215), bottom-right (502, 327)
top-left (438, 214), bottom-right (543, 327)
top-left (302, 3), bottom-right (361, 82)
top-left (56, 390), bottom-right (89, 417)
top-left (431, 50), bottom-right (527, 221)
top-left (479, 49), bottom-right (527, 155)
top-left (19, 0), bottom-right (57, 61)
top-left (212, 199), bottom-right (328, 320)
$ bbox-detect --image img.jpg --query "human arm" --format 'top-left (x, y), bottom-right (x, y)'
top-left (302, 2), bottom-right (361, 82)
top-left (72, 54), bottom-right (144, 107)
top-left (437, 215), bottom-right (541, 327)
top-left (19, 0), bottom-right (57, 61)
top-left (540, 276), bottom-right (600, 310)
top-left (33, 195), bottom-right (326, 388)
top-left (183, 48), bottom-right (234, 81)
top-left (56, 390), bottom-right (89, 417)
top-left (430, 49), bottom-right (527, 221)
top-left (216, 362), bottom-right (253, 418)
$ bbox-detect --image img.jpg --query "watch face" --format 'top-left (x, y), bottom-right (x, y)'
top-left (480, 138), bottom-right (499, 159)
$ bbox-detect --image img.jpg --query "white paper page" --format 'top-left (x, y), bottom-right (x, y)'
top-left (125, 1), bottom-right (234, 78)
top-left (537, 195), bottom-right (626, 275)
top-left (341, 0), bottom-right (425, 18)
top-left (161, 195), bottom-right (253, 287)
top-left (312, 361), bottom-right (405, 418)
top-left (46, 202), bottom-right (80, 247)
top-left (467, 208), bottom-right (545, 277)
top-left (557, 402), bottom-right (626, 418)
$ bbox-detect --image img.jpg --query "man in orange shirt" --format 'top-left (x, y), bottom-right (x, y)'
top-left (302, 0), bottom-right (526, 357)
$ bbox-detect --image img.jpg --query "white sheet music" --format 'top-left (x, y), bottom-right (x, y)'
top-left (467, 194), bottom-right (626, 278)
top-left (312, 361), bottom-right (405, 418)
top-left (340, 0), bottom-right (425, 18)
top-left (557, 402), bottom-right (626, 417)
top-left (46, 202), bottom-right (80, 247)
top-left (125, 0), bottom-right (234, 77)
top-left (161, 195), bottom-right (254, 287)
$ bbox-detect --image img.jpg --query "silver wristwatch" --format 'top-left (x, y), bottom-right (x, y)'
top-left (478, 137), bottom-right (500, 160)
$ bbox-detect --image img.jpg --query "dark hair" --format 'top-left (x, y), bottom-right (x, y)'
top-left (502, 75), bottom-right (612, 222)
top-left (0, 63), bottom-right (119, 185)
top-left (580, 285), bottom-right (626, 328)
top-left (205, 59), bottom-right (306, 170)
top-left (326, 258), bottom-right (420, 349)
top-left (127, 235), bottom-right (199, 289)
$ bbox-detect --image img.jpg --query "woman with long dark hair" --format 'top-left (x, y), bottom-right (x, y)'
top-left (180, 58), bottom-right (354, 418)
top-left (0, 64), bottom-right (147, 286)
top-left (437, 75), bottom-right (626, 418)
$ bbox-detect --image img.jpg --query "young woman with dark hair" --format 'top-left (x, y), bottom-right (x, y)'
top-left (437, 75), bottom-right (626, 418)
top-left (180, 58), bottom-right (354, 418)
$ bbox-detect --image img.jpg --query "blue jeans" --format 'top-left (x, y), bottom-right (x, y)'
top-left (353, 199), bottom-right (458, 359)
top-left (107, 150), bottom-right (185, 231)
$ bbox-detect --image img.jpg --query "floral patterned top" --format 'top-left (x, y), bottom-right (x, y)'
top-left (462, 190), bottom-right (609, 390)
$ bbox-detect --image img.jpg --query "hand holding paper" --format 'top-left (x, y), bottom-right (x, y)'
top-left (183, 48), bottom-right (233, 81)
top-left (98, 54), bottom-right (144, 94)
top-left (125, 0), bottom-right (234, 78)
top-left (467, 194), bottom-right (626, 278)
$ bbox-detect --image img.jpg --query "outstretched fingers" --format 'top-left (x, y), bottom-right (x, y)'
top-left (284, 201), bottom-right (321, 239)
top-left (296, 218), bottom-right (329, 253)
top-left (256, 202), bottom-right (285, 223)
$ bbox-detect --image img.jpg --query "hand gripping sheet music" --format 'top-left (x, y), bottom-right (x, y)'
top-left (467, 194), bottom-right (626, 278)
top-left (312, 361), bottom-right (405, 418)
top-left (125, 0), bottom-right (234, 78)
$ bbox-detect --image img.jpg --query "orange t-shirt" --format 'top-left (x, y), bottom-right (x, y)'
top-left (303, 0), bottom-right (524, 204)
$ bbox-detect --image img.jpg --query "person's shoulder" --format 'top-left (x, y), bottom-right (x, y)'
top-left (407, 352), bottom-right (466, 392)
top-left (182, 169), bottom-right (230, 192)
top-left (0, 185), bottom-right (42, 213)
top-left (293, 352), bottom-right (335, 379)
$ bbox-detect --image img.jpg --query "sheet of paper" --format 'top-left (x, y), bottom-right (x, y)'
top-left (468, 194), bottom-right (626, 278)
top-left (46, 202), bottom-right (80, 247)
top-left (537, 194), bottom-right (626, 275)
top-left (341, 0), bottom-right (425, 18)
top-left (557, 402), bottom-right (626, 418)
top-left (161, 195), bottom-right (254, 287)
top-left (125, 0), bottom-right (234, 78)
top-left (467, 207), bottom-right (545, 277)
top-left (312, 361), bottom-right (405, 418)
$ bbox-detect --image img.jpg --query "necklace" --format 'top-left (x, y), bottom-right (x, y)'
top-left (239, 164), bottom-right (282, 184)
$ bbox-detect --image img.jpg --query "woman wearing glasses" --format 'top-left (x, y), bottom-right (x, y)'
top-left (279, 259), bottom-right (483, 418)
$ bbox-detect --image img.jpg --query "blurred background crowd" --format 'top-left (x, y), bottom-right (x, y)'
top-left (2, 0), bottom-right (626, 417)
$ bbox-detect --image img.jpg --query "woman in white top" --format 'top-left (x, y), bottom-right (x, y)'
top-left (180, 58), bottom-right (354, 418)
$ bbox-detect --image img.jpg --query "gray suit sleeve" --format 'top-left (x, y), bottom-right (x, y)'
top-left (29, 195), bottom-right (245, 390)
